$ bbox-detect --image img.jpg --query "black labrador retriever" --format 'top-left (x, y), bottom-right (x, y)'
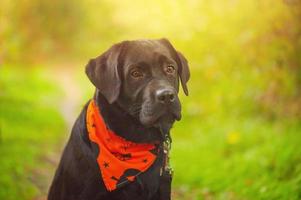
top-left (48, 38), bottom-right (190, 200)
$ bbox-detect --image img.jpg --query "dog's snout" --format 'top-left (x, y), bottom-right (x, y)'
top-left (156, 89), bottom-right (175, 104)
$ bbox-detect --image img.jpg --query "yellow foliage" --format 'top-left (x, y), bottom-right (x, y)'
top-left (227, 131), bottom-right (240, 144)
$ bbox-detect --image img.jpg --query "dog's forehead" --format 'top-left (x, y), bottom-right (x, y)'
top-left (123, 40), bottom-right (172, 65)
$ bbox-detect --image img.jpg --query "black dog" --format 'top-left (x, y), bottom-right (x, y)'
top-left (48, 38), bottom-right (190, 200)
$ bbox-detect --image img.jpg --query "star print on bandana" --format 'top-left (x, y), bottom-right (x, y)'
top-left (103, 162), bottom-right (109, 168)
top-left (86, 100), bottom-right (157, 191)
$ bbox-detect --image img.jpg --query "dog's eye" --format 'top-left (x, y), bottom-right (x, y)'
top-left (166, 65), bottom-right (175, 74)
top-left (131, 70), bottom-right (143, 78)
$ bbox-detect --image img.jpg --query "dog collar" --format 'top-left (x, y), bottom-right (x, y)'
top-left (86, 100), bottom-right (157, 191)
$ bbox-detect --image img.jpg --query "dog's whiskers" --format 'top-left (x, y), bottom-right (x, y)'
top-left (129, 104), bottom-right (142, 116)
top-left (130, 108), bottom-right (142, 116)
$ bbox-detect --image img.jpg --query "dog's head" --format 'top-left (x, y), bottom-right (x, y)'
top-left (86, 39), bottom-right (190, 135)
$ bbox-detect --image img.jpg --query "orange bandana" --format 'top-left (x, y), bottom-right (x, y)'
top-left (86, 100), bottom-right (157, 191)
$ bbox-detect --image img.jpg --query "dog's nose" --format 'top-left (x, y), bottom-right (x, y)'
top-left (156, 89), bottom-right (175, 104)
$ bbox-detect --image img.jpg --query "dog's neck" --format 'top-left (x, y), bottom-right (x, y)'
top-left (94, 90), bottom-right (163, 143)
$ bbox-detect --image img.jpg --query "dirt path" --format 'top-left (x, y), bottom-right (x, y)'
top-left (33, 67), bottom-right (83, 200)
top-left (53, 67), bottom-right (82, 131)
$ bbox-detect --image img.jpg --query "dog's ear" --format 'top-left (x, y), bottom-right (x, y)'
top-left (159, 38), bottom-right (190, 96)
top-left (175, 50), bottom-right (190, 96)
top-left (85, 42), bottom-right (126, 103)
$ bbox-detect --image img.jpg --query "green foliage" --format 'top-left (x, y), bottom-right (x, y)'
top-left (2, 0), bottom-right (299, 118)
top-left (0, 0), bottom-right (84, 63)
top-left (1, 0), bottom-right (301, 199)
top-left (171, 113), bottom-right (301, 199)
top-left (0, 67), bottom-right (65, 200)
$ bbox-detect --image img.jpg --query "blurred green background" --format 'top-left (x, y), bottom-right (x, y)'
top-left (1, 0), bottom-right (301, 199)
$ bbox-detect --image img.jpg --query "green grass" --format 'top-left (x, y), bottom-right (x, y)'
top-left (0, 66), bottom-right (65, 200)
top-left (170, 92), bottom-right (301, 199)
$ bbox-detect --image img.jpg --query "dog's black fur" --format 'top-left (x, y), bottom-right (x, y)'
top-left (48, 39), bottom-right (189, 200)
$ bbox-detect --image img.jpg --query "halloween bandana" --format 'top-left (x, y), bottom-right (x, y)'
top-left (86, 100), bottom-right (157, 191)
